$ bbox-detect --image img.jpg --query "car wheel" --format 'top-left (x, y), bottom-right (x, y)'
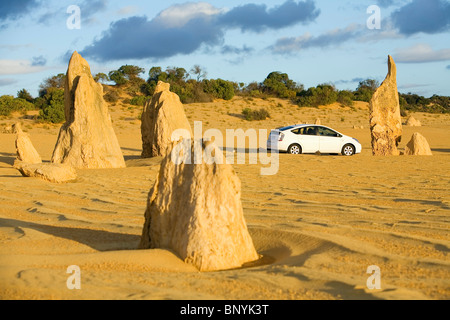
top-left (288, 144), bottom-right (302, 155)
top-left (342, 144), bottom-right (355, 156)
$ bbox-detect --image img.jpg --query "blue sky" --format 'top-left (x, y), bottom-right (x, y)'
top-left (0, 0), bottom-right (449, 98)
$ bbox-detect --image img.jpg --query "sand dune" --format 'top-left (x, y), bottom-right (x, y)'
top-left (0, 97), bottom-right (449, 300)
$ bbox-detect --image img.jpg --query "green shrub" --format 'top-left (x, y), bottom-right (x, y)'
top-left (144, 66), bottom-right (215, 103)
top-left (94, 72), bottom-right (109, 83)
top-left (38, 88), bottom-right (65, 123)
top-left (172, 80), bottom-right (213, 104)
top-left (13, 98), bottom-right (35, 113)
top-left (103, 90), bottom-right (120, 103)
top-left (0, 95), bottom-right (35, 116)
top-left (0, 95), bottom-right (16, 116)
top-left (238, 82), bottom-right (263, 98)
top-left (39, 103), bottom-right (65, 123)
top-left (38, 73), bottom-right (65, 97)
top-left (108, 65), bottom-right (145, 87)
top-left (126, 77), bottom-right (146, 96)
top-left (203, 79), bottom-right (235, 100)
top-left (353, 79), bottom-right (379, 102)
top-left (296, 84), bottom-right (338, 107)
top-left (242, 108), bottom-right (270, 121)
top-left (130, 95), bottom-right (150, 106)
top-left (140, 82), bottom-right (155, 96)
top-left (108, 70), bottom-right (127, 86)
top-left (262, 71), bottom-right (301, 99)
top-left (399, 93), bottom-right (450, 114)
top-left (17, 89), bottom-right (34, 102)
top-left (187, 81), bottom-right (213, 103)
top-left (337, 90), bottom-right (354, 107)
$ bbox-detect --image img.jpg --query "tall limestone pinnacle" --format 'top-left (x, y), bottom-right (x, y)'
top-left (369, 55), bottom-right (403, 156)
top-left (140, 139), bottom-right (260, 272)
top-left (51, 51), bottom-right (125, 169)
top-left (141, 81), bottom-right (193, 158)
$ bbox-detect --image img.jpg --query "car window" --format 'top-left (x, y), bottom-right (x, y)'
top-left (294, 126), bottom-right (317, 135)
top-left (305, 127), bottom-right (317, 135)
top-left (318, 127), bottom-right (339, 137)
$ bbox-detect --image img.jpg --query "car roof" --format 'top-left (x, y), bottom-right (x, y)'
top-left (277, 124), bottom-right (316, 131)
top-left (276, 124), bottom-right (343, 134)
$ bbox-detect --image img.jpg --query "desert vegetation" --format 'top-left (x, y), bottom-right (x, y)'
top-left (1, 65), bottom-right (449, 124)
top-left (241, 107), bottom-right (271, 121)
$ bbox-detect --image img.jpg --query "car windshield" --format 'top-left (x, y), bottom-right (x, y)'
top-left (318, 127), bottom-right (339, 137)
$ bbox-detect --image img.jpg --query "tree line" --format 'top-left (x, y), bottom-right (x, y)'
top-left (0, 64), bottom-right (449, 123)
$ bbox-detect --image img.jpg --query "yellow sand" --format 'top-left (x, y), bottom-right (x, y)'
top-left (0, 97), bottom-right (449, 300)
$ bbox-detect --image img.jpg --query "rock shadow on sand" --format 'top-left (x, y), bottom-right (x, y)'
top-left (0, 217), bottom-right (140, 251)
top-left (324, 280), bottom-right (383, 300)
top-left (0, 152), bottom-right (15, 166)
top-left (121, 147), bottom-right (142, 153)
top-left (431, 148), bottom-right (450, 153)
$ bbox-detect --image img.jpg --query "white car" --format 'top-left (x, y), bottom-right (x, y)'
top-left (267, 124), bottom-right (362, 156)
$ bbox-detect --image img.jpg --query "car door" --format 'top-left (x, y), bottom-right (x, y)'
top-left (295, 126), bottom-right (319, 153)
top-left (317, 126), bottom-right (343, 153)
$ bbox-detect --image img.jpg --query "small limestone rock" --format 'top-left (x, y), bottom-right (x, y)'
top-left (139, 139), bottom-right (259, 271)
top-left (2, 125), bottom-right (13, 134)
top-left (51, 51), bottom-right (125, 169)
top-left (405, 116), bottom-right (421, 127)
top-left (14, 160), bottom-right (77, 183)
top-left (404, 133), bottom-right (432, 156)
top-left (141, 81), bottom-right (193, 158)
top-left (13, 123), bottom-right (42, 164)
top-left (369, 55), bottom-right (402, 156)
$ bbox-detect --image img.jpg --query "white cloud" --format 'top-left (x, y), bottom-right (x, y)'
top-left (394, 44), bottom-right (450, 63)
top-left (0, 59), bottom-right (47, 75)
top-left (117, 6), bottom-right (139, 16)
top-left (82, 1), bottom-right (320, 61)
top-left (155, 2), bottom-right (223, 28)
top-left (271, 24), bottom-right (361, 54)
top-left (271, 32), bottom-right (312, 53)
top-left (359, 16), bottom-right (405, 42)
top-left (0, 78), bottom-right (17, 87)
top-left (0, 44), bottom-right (34, 51)
top-left (398, 83), bottom-right (431, 89)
